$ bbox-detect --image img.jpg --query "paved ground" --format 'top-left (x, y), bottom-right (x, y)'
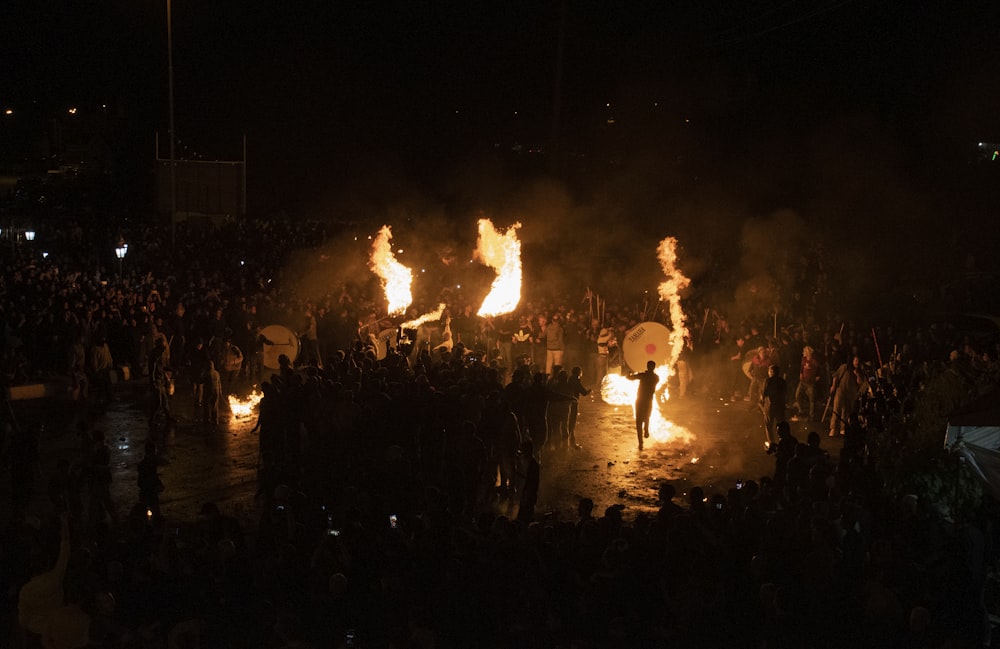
top-left (2, 379), bottom-right (842, 526)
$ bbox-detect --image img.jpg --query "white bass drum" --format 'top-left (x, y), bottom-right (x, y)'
top-left (260, 324), bottom-right (300, 370)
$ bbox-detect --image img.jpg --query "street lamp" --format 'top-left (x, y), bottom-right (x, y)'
top-left (115, 242), bottom-right (129, 276)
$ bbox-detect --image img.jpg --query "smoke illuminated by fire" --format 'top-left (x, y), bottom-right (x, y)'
top-left (400, 303), bottom-right (447, 329)
top-left (228, 388), bottom-right (263, 418)
top-left (475, 219), bottom-right (523, 317)
top-left (599, 235), bottom-right (694, 446)
top-left (369, 225), bottom-right (413, 315)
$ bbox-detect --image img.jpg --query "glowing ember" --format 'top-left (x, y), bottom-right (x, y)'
top-left (369, 225), bottom-right (413, 315)
top-left (656, 236), bottom-right (691, 369)
top-left (228, 388), bottom-right (263, 418)
top-left (400, 303), bottom-right (447, 329)
top-left (601, 370), bottom-right (694, 444)
top-left (475, 219), bottom-right (523, 316)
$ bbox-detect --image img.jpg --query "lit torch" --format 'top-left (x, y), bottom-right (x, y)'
top-left (656, 236), bottom-right (691, 369)
top-left (400, 302), bottom-right (447, 329)
top-left (369, 225), bottom-right (413, 315)
top-left (475, 219), bottom-right (522, 317)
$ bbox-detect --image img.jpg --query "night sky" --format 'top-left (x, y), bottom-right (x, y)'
top-left (3, 1), bottom-right (1000, 310)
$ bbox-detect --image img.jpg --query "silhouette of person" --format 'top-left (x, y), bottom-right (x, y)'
top-left (760, 364), bottom-right (787, 451)
top-left (627, 360), bottom-right (659, 450)
top-left (516, 439), bottom-right (540, 523)
top-left (567, 366), bottom-right (591, 449)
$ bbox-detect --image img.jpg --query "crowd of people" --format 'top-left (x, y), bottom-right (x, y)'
top-left (1, 213), bottom-right (999, 648)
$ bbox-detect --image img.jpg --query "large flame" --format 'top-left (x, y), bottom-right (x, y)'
top-left (400, 303), bottom-right (447, 329)
top-left (656, 236), bottom-right (691, 368)
top-left (228, 388), bottom-right (263, 419)
top-left (369, 225), bottom-right (413, 315)
top-left (601, 369), bottom-right (694, 444)
top-left (597, 236), bottom-right (694, 446)
top-left (475, 219), bottom-right (522, 317)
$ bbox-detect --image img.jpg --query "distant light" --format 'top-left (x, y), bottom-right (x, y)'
top-left (240, 260), bottom-right (245, 266)
top-left (3, 109), bottom-right (12, 116)
top-left (24, 230), bottom-right (35, 241)
top-left (68, 107), bottom-right (77, 115)
top-left (606, 103), bottom-right (611, 107)
top-left (421, 268), bottom-right (425, 273)
top-left (685, 118), bottom-right (690, 123)
top-left (396, 248), bottom-right (403, 254)
top-left (42, 252), bottom-right (49, 258)
top-left (102, 104), bottom-right (107, 109)
top-left (979, 142), bottom-right (984, 147)
top-left (653, 102), bottom-right (659, 107)
top-left (456, 284), bottom-right (461, 289)
top-left (994, 150), bottom-right (998, 161)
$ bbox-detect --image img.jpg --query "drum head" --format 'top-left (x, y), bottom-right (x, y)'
top-left (375, 328), bottom-right (397, 360)
top-left (622, 321), bottom-right (672, 372)
top-left (260, 325), bottom-right (300, 370)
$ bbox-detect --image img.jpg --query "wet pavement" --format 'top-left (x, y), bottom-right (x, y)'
top-left (3, 379), bottom-right (842, 526)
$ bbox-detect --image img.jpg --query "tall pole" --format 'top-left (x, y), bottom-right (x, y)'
top-left (167, 0), bottom-right (177, 251)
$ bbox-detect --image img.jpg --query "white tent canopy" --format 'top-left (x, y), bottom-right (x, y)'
top-left (946, 387), bottom-right (1000, 500)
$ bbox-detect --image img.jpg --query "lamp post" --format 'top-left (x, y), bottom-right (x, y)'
top-left (167, 0), bottom-right (177, 252)
top-left (115, 242), bottom-right (129, 277)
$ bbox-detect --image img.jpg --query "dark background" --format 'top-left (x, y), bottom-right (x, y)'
top-left (2, 1), bottom-right (999, 317)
